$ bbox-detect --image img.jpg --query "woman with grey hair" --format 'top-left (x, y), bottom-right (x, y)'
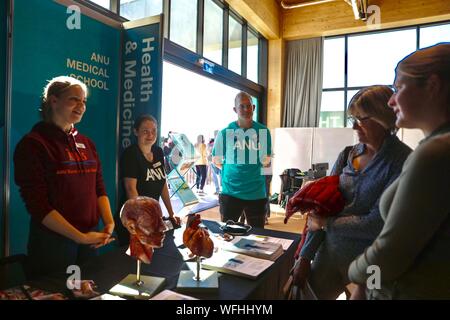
top-left (291, 85), bottom-right (412, 299)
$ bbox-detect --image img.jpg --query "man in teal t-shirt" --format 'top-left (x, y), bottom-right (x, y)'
top-left (212, 91), bottom-right (272, 228)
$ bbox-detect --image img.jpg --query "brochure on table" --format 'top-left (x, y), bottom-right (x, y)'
top-left (201, 251), bottom-right (274, 280)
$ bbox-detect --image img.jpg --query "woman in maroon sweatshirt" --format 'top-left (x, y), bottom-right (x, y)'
top-left (14, 76), bottom-right (115, 280)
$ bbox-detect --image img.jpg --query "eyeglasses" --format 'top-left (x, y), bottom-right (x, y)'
top-left (348, 115), bottom-right (372, 126)
top-left (237, 104), bottom-right (253, 110)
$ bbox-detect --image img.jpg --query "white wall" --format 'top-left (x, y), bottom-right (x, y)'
top-left (271, 128), bottom-right (356, 195)
top-left (270, 127), bottom-right (424, 195)
top-left (398, 128), bottom-right (424, 150)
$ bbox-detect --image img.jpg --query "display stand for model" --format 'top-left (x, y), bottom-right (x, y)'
top-left (109, 197), bottom-right (168, 299)
top-left (176, 214), bottom-right (218, 292)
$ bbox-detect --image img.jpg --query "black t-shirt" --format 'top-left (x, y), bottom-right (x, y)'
top-left (120, 144), bottom-right (166, 201)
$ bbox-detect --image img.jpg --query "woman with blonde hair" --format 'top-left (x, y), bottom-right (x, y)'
top-left (348, 43), bottom-right (450, 299)
top-left (194, 134), bottom-right (208, 194)
top-left (290, 85), bottom-right (411, 299)
top-left (14, 76), bottom-right (115, 280)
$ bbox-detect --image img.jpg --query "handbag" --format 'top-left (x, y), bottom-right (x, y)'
top-left (282, 275), bottom-right (300, 300)
top-left (283, 276), bottom-right (318, 300)
top-left (282, 259), bottom-right (318, 300)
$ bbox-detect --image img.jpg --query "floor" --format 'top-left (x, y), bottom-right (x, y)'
top-left (197, 203), bottom-right (305, 235)
top-left (166, 182), bottom-right (305, 234)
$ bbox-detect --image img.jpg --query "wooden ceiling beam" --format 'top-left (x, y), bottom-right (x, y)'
top-left (226, 0), bottom-right (281, 39)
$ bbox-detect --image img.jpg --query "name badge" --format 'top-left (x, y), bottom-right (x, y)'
top-left (153, 161), bottom-right (162, 168)
top-left (76, 143), bottom-right (86, 149)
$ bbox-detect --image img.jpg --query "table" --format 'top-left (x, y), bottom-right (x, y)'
top-left (33, 221), bottom-right (300, 300)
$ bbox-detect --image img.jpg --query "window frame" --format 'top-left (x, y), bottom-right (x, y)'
top-left (246, 27), bottom-right (259, 83)
top-left (322, 20), bottom-right (450, 128)
top-left (77, 0), bottom-right (269, 123)
top-left (202, 0), bottom-right (225, 66)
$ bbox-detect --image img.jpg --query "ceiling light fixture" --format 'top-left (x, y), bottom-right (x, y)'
top-left (280, 0), bottom-right (338, 10)
top-left (281, 0), bottom-right (369, 21)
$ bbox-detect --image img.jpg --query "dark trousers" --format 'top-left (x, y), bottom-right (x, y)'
top-left (239, 175), bottom-right (272, 223)
top-left (265, 175), bottom-right (272, 217)
top-left (195, 165), bottom-right (207, 190)
top-left (219, 194), bottom-right (268, 228)
top-left (25, 220), bottom-right (97, 280)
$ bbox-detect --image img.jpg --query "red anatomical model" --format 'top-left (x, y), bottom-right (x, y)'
top-left (120, 197), bottom-right (168, 264)
top-left (183, 214), bottom-right (214, 258)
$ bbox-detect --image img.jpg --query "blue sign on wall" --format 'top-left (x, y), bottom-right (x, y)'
top-left (119, 17), bottom-right (163, 154)
top-left (0, 0), bottom-right (7, 255)
top-left (8, 0), bottom-right (120, 255)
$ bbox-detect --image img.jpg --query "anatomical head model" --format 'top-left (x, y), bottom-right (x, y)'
top-left (183, 214), bottom-right (214, 258)
top-left (120, 197), bottom-right (168, 264)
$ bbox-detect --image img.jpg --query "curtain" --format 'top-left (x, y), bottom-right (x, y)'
top-left (283, 37), bottom-right (324, 127)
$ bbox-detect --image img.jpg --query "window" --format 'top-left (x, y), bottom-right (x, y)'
top-left (247, 30), bottom-right (258, 83)
top-left (348, 29), bottom-right (416, 87)
top-left (203, 0), bottom-right (223, 65)
top-left (120, 0), bottom-right (163, 21)
top-left (420, 24), bottom-right (450, 48)
top-left (346, 89), bottom-right (359, 126)
top-left (320, 22), bottom-right (450, 128)
top-left (114, 0), bottom-right (266, 120)
top-left (116, 0), bottom-right (264, 88)
top-left (170, 0), bottom-right (198, 52)
top-left (319, 91), bottom-right (345, 128)
top-left (89, 0), bottom-right (110, 9)
top-left (323, 37), bottom-right (345, 89)
top-left (161, 62), bottom-right (258, 144)
top-left (228, 15), bottom-right (242, 75)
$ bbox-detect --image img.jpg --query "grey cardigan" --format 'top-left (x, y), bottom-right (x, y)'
top-left (348, 125), bottom-right (450, 299)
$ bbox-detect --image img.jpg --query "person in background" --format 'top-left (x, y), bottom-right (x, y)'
top-left (264, 174), bottom-right (273, 225)
top-left (194, 134), bottom-right (208, 195)
top-left (207, 130), bottom-right (221, 195)
top-left (213, 91), bottom-right (272, 228)
top-left (162, 137), bottom-right (173, 174)
top-left (348, 43), bottom-right (450, 300)
top-left (291, 85), bottom-right (411, 299)
top-left (14, 76), bottom-right (115, 280)
top-left (117, 115), bottom-right (181, 245)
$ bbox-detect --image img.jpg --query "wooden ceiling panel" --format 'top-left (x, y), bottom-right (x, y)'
top-left (282, 0), bottom-right (450, 40)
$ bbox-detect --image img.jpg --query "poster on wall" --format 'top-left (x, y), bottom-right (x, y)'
top-left (119, 16), bottom-right (163, 155)
top-left (116, 16), bottom-right (163, 211)
top-left (8, 0), bottom-right (120, 255)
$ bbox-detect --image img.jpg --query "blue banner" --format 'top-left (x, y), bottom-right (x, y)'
top-left (8, 0), bottom-right (120, 254)
top-left (119, 17), bottom-right (163, 154)
top-left (0, 0), bottom-right (7, 255)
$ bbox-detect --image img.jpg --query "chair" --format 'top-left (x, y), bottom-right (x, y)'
top-left (0, 254), bottom-right (27, 290)
top-left (279, 168), bottom-right (305, 208)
